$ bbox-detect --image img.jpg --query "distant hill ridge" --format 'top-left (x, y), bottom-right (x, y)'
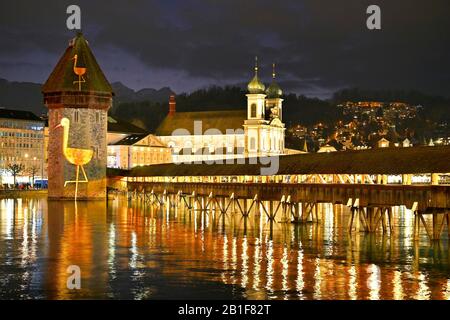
top-left (0, 78), bottom-right (174, 116)
top-left (110, 81), bottom-right (174, 104)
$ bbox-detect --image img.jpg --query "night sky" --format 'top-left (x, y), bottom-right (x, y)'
top-left (0, 0), bottom-right (449, 98)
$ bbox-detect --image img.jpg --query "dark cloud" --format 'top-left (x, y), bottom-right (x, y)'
top-left (0, 0), bottom-right (449, 98)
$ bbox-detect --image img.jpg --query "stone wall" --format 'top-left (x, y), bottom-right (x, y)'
top-left (48, 106), bottom-right (108, 200)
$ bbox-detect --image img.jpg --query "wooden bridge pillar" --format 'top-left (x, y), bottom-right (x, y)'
top-left (414, 209), bottom-right (449, 241)
top-left (297, 202), bottom-right (320, 224)
top-left (348, 205), bottom-right (393, 234)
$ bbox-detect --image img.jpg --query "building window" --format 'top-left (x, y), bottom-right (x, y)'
top-left (251, 104), bottom-right (257, 118)
top-left (95, 111), bottom-right (100, 123)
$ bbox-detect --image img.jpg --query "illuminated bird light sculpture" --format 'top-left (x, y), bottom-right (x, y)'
top-left (72, 54), bottom-right (86, 91)
top-left (55, 117), bottom-right (93, 200)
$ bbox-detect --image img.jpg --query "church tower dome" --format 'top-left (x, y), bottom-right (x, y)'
top-left (266, 63), bottom-right (282, 98)
top-left (247, 56), bottom-right (265, 93)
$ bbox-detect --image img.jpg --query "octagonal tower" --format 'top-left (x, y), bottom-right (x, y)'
top-left (43, 32), bottom-right (113, 200)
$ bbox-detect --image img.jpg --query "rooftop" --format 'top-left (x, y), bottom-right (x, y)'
top-left (155, 110), bottom-right (246, 136)
top-left (42, 32), bottom-right (113, 94)
top-left (0, 108), bottom-right (43, 122)
top-left (107, 116), bottom-right (148, 134)
top-left (111, 133), bottom-right (148, 145)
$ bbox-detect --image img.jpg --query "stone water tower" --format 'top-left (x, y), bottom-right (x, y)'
top-left (42, 32), bottom-right (113, 200)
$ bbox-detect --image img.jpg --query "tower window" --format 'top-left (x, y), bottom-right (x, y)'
top-left (74, 110), bottom-right (80, 123)
top-left (95, 111), bottom-right (100, 123)
top-left (250, 137), bottom-right (256, 150)
top-left (94, 146), bottom-right (100, 159)
top-left (251, 104), bottom-right (257, 118)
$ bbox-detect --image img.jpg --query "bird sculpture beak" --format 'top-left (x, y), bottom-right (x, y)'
top-left (55, 124), bottom-right (62, 129)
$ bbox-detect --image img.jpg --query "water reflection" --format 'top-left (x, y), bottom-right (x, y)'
top-left (0, 196), bottom-right (449, 300)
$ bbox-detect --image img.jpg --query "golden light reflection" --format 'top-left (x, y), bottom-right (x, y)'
top-left (281, 246), bottom-right (289, 297)
top-left (265, 240), bottom-right (274, 294)
top-left (444, 279), bottom-right (450, 300)
top-left (415, 272), bottom-right (431, 300)
top-left (253, 237), bottom-right (261, 291)
top-left (367, 264), bottom-right (380, 300)
top-left (108, 223), bottom-right (116, 279)
top-left (2, 199), bottom-right (15, 238)
top-left (231, 236), bottom-right (237, 285)
top-left (21, 207), bottom-right (29, 266)
top-left (313, 258), bottom-right (322, 299)
top-left (1, 196), bottom-right (450, 300)
top-left (241, 236), bottom-right (248, 288)
top-left (323, 203), bottom-right (334, 256)
top-left (348, 265), bottom-right (358, 300)
top-left (296, 244), bottom-right (305, 299)
top-left (221, 234), bottom-right (228, 283)
top-left (393, 270), bottom-right (404, 300)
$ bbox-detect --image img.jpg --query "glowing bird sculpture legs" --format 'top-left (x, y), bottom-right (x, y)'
top-left (64, 164), bottom-right (89, 200)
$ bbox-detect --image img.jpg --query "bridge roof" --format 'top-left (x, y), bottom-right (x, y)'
top-left (108, 146), bottom-right (450, 177)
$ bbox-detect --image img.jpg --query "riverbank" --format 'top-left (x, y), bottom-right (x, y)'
top-left (0, 189), bottom-right (48, 199)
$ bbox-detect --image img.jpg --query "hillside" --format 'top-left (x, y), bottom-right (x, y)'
top-left (0, 78), bottom-right (174, 117)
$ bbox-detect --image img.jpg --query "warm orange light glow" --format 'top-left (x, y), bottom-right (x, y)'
top-left (57, 117), bottom-right (93, 200)
top-left (72, 54), bottom-right (86, 91)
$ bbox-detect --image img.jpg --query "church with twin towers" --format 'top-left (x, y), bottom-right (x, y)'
top-left (156, 57), bottom-right (292, 163)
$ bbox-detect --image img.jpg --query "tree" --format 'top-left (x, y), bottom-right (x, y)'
top-left (28, 165), bottom-right (39, 188)
top-left (7, 163), bottom-right (25, 187)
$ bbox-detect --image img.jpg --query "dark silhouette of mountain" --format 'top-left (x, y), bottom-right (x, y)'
top-left (0, 78), bottom-right (174, 116)
top-left (0, 78), bottom-right (46, 116)
top-left (111, 81), bottom-right (135, 100)
top-left (111, 82), bottom-right (174, 105)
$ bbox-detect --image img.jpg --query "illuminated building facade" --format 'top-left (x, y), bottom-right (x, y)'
top-left (0, 109), bottom-right (46, 186)
top-left (107, 133), bottom-right (171, 169)
top-left (106, 116), bottom-right (172, 169)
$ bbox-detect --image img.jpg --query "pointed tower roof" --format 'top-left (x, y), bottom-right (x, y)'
top-left (43, 32), bottom-right (113, 94)
top-left (266, 63), bottom-right (282, 98)
top-left (247, 56), bottom-right (265, 94)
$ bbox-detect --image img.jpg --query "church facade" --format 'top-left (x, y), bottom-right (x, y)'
top-left (156, 60), bottom-right (287, 163)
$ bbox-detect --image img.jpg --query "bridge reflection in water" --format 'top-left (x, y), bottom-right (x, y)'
top-left (0, 196), bottom-right (449, 299)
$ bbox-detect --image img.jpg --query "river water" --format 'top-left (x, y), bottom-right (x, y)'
top-left (0, 196), bottom-right (449, 300)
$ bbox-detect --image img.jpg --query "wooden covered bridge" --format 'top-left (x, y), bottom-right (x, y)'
top-left (108, 146), bottom-right (450, 239)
